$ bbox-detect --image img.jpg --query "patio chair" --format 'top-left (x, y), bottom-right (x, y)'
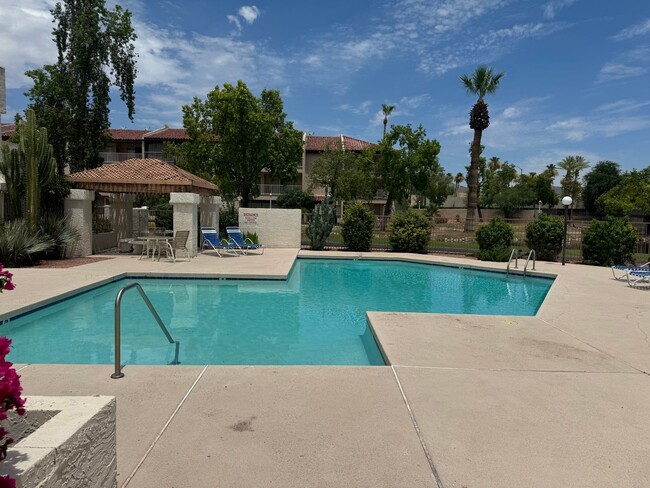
top-left (611, 262), bottom-right (650, 280)
top-left (226, 226), bottom-right (265, 255)
top-left (164, 230), bottom-right (190, 263)
top-left (626, 270), bottom-right (650, 287)
top-left (200, 227), bottom-right (241, 257)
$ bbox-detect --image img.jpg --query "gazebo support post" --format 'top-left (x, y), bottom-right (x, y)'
top-left (170, 192), bottom-right (201, 257)
top-left (64, 189), bottom-right (95, 257)
top-left (111, 193), bottom-right (134, 242)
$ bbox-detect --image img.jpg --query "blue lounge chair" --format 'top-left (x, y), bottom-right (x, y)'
top-left (200, 227), bottom-right (241, 257)
top-left (611, 262), bottom-right (650, 280)
top-left (626, 270), bottom-right (650, 287)
top-left (226, 226), bottom-right (265, 254)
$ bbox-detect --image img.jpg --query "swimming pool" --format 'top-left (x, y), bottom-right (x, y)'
top-left (1, 258), bottom-right (553, 366)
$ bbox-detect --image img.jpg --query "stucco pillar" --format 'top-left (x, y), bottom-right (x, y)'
top-left (64, 189), bottom-right (94, 257)
top-left (200, 196), bottom-right (221, 231)
top-left (110, 193), bottom-right (134, 241)
top-left (170, 192), bottom-right (200, 257)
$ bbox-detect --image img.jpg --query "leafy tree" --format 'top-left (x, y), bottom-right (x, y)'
top-left (454, 172), bottom-right (465, 195)
top-left (460, 65), bottom-right (505, 228)
top-left (480, 161), bottom-right (517, 209)
top-left (308, 142), bottom-right (375, 205)
top-left (276, 189), bottom-right (315, 211)
top-left (558, 155), bottom-right (590, 206)
top-left (377, 124), bottom-right (442, 215)
top-left (420, 169), bottom-right (453, 212)
top-left (582, 161), bottom-right (622, 214)
top-left (596, 168), bottom-right (650, 216)
top-left (25, 0), bottom-right (137, 173)
top-left (181, 81), bottom-right (303, 207)
top-left (533, 169), bottom-right (560, 208)
top-left (381, 103), bottom-right (395, 138)
top-left (388, 210), bottom-right (432, 253)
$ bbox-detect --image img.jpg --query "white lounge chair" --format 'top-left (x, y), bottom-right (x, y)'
top-left (626, 270), bottom-right (650, 287)
top-left (611, 262), bottom-right (650, 280)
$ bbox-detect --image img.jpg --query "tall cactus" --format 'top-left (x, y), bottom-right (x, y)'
top-left (0, 144), bottom-right (24, 220)
top-left (20, 109), bottom-right (56, 229)
top-left (306, 197), bottom-right (336, 250)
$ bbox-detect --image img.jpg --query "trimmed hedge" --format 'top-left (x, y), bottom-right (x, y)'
top-left (582, 217), bottom-right (638, 266)
top-left (388, 210), bottom-right (432, 253)
top-left (341, 202), bottom-right (375, 252)
top-left (525, 213), bottom-right (563, 261)
top-left (475, 218), bottom-right (514, 262)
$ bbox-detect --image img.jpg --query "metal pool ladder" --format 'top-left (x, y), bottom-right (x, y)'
top-left (112, 282), bottom-right (180, 379)
top-left (507, 249), bottom-right (536, 276)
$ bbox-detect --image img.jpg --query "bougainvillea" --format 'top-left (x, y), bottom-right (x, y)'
top-left (0, 265), bottom-right (24, 488)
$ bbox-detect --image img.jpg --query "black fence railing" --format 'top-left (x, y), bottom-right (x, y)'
top-left (300, 215), bottom-right (650, 261)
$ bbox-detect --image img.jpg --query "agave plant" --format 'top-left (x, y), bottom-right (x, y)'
top-left (41, 216), bottom-right (81, 259)
top-left (0, 219), bottom-right (55, 267)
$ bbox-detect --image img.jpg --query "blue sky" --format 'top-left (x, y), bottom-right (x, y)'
top-left (1, 0), bottom-right (649, 177)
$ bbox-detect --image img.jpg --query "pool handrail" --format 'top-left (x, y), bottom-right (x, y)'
top-left (112, 282), bottom-right (180, 379)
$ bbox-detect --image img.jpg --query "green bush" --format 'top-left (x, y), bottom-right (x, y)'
top-left (276, 189), bottom-right (315, 211)
top-left (42, 216), bottom-right (81, 259)
top-left (244, 232), bottom-right (259, 244)
top-left (582, 217), bottom-right (638, 266)
top-left (388, 210), bottom-right (432, 253)
top-left (0, 219), bottom-right (55, 267)
top-left (475, 218), bottom-right (514, 262)
top-left (525, 214), bottom-right (564, 261)
top-left (341, 202), bottom-right (375, 251)
top-left (93, 216), bottom-right (113, 234)
top-left (219, 207), bottom-right (239, 237)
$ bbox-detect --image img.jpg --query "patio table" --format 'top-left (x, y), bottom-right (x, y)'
top-left (139, 236), bottom-right (172, 261)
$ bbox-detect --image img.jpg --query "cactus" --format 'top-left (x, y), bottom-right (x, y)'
top-left (306, 197), bottom-right (336, 250)
top-left (0, 145), bottom-right (24, 220)
top-left (19, 109), bottom-right (56, 229)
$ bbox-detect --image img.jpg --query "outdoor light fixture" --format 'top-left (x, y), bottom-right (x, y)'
top-left (561, 196), bottom-right (573, 266)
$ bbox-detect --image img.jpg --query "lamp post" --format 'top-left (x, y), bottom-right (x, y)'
top-left (538, 200), bottom-right (542, 218)
top-left (561, 196), bottom-right (572, 266)
top-left (269, 191), bottom-right (272, 209)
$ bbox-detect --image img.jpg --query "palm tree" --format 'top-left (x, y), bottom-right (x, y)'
top-left (545, 163), bottom-right (558, 178)
top-left (558, 155), bottom-right (590, 207)
top-left (460, 65), bottom-right (505, 229)
top-left (454, 172), bottom-right (465, 195)
top-left (487, 156), bottom-right (502, 173)
top-left (381, 103), bottom-right (395, 138)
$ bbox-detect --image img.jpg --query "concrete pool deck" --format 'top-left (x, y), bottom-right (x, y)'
top-left (2, 249), bottom-right (649, 487)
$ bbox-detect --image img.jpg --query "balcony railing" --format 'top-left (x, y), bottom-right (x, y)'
top-left (99, 152), bottom-right (174, 163)
top-left (259, 184), bottom-right (302, 195)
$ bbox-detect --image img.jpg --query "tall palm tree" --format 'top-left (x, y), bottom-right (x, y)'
top-left (545, 163), bottom-right (558, 177)
top-left (454, 172), bottom-right (465, 195)
top-left (558, 155), bottom-right (590, 207)
top-left (381, 103), bottom-right (395, 138)
top-left (487, 156), bottom-right (502, 173)
top-left (460, 65), bottom-right (505, 229)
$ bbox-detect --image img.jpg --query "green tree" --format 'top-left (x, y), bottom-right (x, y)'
top-left (480, 161), bottom-right (517, 209)
top-left (276, 189), bottom-right (315, 211)
top-left (25, 0), bottom-right (137, 173)
top-left (381, 103), bottom-right (395, 138)
top-left (454, 172), bottom-right (465, 195)
top-left (460, 65), bottom-right (505, 228)
top-left (420, 169), bottom-right (453, 212)
top-left (341, 202), bottom-right (375, 251)
top-left (558, 155), bottom-right (590, 206)
top-left (308, 142), bottom-right (375, 205)
top-left (596, 168), bottom-right (650, 216)
top-left (377, 124), bottom-right (442, 215)
top-left (582, 218), bottom-right (638, 266)
top-left (582, 161), bottom-right (622, 215)
top-left (181, 81), bottom-right (303, 207)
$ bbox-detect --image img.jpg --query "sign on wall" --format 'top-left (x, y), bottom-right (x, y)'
top-left (242, 212), bottom-right (259, 225)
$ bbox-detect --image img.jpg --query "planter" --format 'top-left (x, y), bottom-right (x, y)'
top-left (0, 396), bottom-right (116, 488)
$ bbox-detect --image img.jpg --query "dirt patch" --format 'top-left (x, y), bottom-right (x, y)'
top-left (229, 416), bottom-right (257, 432)
top-left (34, 257), bottom-right (114, 269)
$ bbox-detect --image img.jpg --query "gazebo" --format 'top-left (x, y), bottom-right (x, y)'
top-left (65, 159), bottom-right (220, 257)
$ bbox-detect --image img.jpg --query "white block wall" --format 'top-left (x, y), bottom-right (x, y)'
top-left (238, 208), bottom-right (301, 248)
top-left (64, 189), bottom-right (94, 257)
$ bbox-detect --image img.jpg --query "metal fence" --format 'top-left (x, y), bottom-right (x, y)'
top-left (300, 214), bottom-right (650, 261)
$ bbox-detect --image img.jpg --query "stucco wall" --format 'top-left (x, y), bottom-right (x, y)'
top-left (238, 208), bottom-right (301, 248)
top-left (64, 189), bottom-right (94, 257)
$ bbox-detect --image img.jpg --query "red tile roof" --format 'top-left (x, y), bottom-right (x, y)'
top-left (107, 129), bottom-right (148, 141)
top-left (305, 135), bottom-right (373, 152)
top-left (0, 123), bottom-right (16, 139)
top-left (67, 158), bottom-right (217, 195)
top-left (342, 136), bottom-right (374, 151)
top-left (145, 128), bottom-right (190, 141)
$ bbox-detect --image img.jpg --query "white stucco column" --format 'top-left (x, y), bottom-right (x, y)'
top-left (110, 193), bottom-right (134, 241)
top-left (170, 192), bottom-right (200, 257)
top-left (64, 189), bottom-right (95, 257)
top-left (200, 195), bottom-right (221, 231)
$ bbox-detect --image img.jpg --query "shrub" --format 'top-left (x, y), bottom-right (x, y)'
top-left (0, 219), bottom-right (55, 267)
top-left (93, 216), bottom-right (113, 234)
top-left (388, 210), bottom-right (432, 253)
top-left (306, 200), bottom-right (336, 250)
top-left (582, 217), bottom-right (638, 266)
top-left (42, 216), bottom-right (81, 259)
top-left (525, 214), bottom-right (563, 261)
top-left (244, 232), bottom-right (259, 244)
top-left (219, 207), bottom-right (239, 237)
top-left (341, 202), bottom-right (375, 251)
top-left (475, 218), bottom-right (514, 262)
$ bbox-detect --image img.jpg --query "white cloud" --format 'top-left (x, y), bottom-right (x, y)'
top-left (337, 100), bottom-right (373, 114)
top-left (612, 18), bottom-right (650, 41)
top-left (227, 15), bottom-right (242, 34)
top-left (542, 0), bottom-right (578, 20)
top-left (238, 6), bottom-right (260, 24)
top-left (597, 63), bottom-right (647, 82)
top-left (595, 99), bottom-right (650, 114)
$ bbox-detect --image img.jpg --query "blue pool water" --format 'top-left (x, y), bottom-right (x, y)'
top-left (1, 259), bottom-right (552, 366)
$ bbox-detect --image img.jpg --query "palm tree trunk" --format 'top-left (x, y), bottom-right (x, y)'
top-left (383, 119), bottom-right (387, 138)
top-left (465, 128), bottom-right (482, 231)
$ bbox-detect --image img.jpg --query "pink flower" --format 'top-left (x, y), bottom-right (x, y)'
top-left (0, 475), bottom-right (16, 488)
